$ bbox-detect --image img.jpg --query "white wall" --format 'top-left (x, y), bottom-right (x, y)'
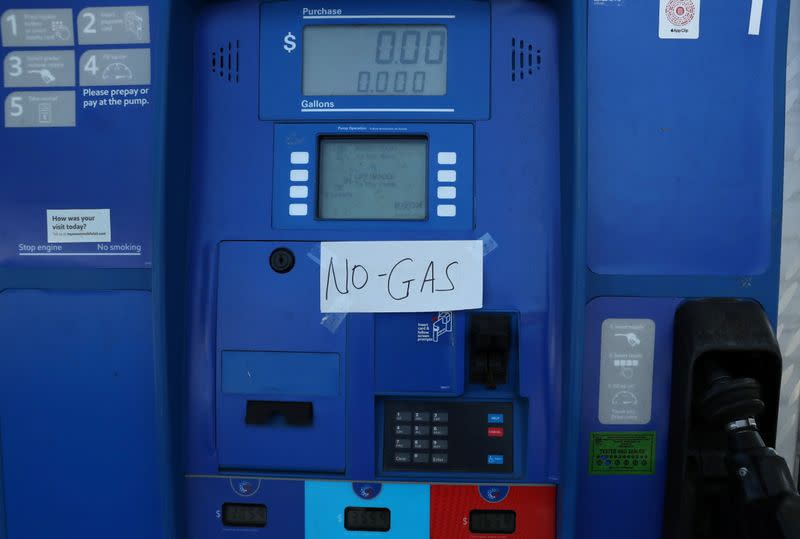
top-left (777, 0), bottom-right (800, 475)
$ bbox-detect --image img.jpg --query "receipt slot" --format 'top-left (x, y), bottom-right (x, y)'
top-left (185, 0), bottom-right (559, 537)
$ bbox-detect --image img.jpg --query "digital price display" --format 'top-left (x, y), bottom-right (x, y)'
top-left (303, 25), bottom-right (447, 95)
top-left (317, 137), bottom-right (428, 220)
top-left (221, 503), bottom-right (267, 528)
top-left (344, 507), bottom-right (391, 532)
top-left (469, 510), bottom-right (517, 534)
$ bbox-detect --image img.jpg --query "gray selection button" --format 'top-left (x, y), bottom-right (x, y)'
top-left (77, 6), bottom-right (150, 45)
top-left (79, 49), bottom-right (151, 87)
top-left (412, 453), bottom-right (430, 464)
top-left (431, 454), bottom-right (448, 464)
top-left (5, 91), bottom-right (75, 128)
top-left (414, 411), bottom-right (430, 423)
top-left (1, 9), bottom-right (74, 47)
top-left (413, 425), bottom-right (430, 436)
top-left (413, 439), bottom-right (430, 450)
top-left (432, 425), bottom-right (448, 437)
top-left (432, 439), bottom-right (448, 450)
top-left (4, 51), bottom-right (75, 88)
top-left (598, 318), bottom-right (656, 425)
top-left (394, 438), bottom-right (410, 450)
top-left (394, 411), bottom-right (412, 422)
top-left (432, 412), bottom-right (449, 423)
top-left (394, 452), bottom-right (411, 464)
top-left (394, 424), bottom-right (411, 436)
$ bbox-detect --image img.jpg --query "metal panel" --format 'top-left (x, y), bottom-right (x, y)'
top-left (0, 290), bottom-right (163, 539)
top-left (777, 0), bottom-right (800, 475)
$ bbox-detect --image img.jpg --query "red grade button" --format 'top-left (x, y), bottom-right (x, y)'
top-left (488, 427), bottom-right (504, 438)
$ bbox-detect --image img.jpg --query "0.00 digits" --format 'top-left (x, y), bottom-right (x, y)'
top-left (357, 71), bottom-right (427, 93)
top-left (375, 29), bottom-right (445, 65)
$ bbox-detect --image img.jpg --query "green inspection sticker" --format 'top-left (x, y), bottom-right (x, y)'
top-left (589, 431), bottom-right (656, 475)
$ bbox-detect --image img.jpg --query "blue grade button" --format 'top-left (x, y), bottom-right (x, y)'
top-left (488, 413), bottom-right (504, 424)
top-left (488, 454), bottom-right (504, 465)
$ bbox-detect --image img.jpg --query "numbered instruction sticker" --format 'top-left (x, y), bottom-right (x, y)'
top-left (79, 49), bottom-right (150, 86)
top-left (5, 91), bottom-right (75, 128)
top-left (3, 50), bottom-right (75, 88)
top-left (320, 240), bottom-right (484, 313)
top-left (77, 6), bottom-right (150, 45)
top-left (1, 9), bottom-right (74, 47)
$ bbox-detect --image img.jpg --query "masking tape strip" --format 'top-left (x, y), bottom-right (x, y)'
top-left (748, 0), bottom-right (763, 36)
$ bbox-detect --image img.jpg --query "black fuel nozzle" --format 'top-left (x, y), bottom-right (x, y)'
top-left (663, 300), bottom-right (786, 539)
top-left (693, 360), bottom-right (800, 539)
top-left (694, 361), bottom-right (765, 429)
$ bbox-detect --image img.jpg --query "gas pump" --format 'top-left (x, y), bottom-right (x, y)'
top-left (0, 1), bottom-right (795, 538)
top-left (185, 1), bottom-right (560, 537)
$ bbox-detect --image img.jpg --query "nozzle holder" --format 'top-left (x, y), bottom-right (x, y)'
top-left (663, 299), bottom-right (783, 539)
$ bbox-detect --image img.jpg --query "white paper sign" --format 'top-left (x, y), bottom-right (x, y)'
top-left (320, 240), bottom-right (484, 313)
top-left (659, 0), bottom-right (701, 40)
top-left (46, 209), bottom-right (111, 243)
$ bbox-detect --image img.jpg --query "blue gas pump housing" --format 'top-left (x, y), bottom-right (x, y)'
top-left (185, 3), bottom-right (560, 536)
top-left (0, 1), bottom-right (793, 539)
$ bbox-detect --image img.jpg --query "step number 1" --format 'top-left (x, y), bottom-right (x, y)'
top-left (5, 13), bottom-right (17, 36)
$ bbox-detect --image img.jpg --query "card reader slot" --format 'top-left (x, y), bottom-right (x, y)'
top-left (245, 401), bottom-right (313, 426)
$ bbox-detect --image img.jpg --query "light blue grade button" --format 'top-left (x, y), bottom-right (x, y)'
top-left (488, 454), bottom-right (504, 465)
top-left (488, 413), bottom-right (504, 424)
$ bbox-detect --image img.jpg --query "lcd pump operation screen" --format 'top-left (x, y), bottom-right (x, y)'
top-left (318, 137), bottom-right (428, 220)
top-left (303, 25), bottom-right (448, 96)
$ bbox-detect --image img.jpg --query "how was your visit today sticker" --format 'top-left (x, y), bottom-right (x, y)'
top-left (46, 209), bottom-right (111, 243)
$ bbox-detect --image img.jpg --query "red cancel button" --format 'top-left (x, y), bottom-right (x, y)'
top-left (487, 427), bottom-right (504, 438)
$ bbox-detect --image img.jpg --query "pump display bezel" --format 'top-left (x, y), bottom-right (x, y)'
top-left (259, 0), bottom-right (490, 120)
top-left (273, 122), bottom-right (474, 231)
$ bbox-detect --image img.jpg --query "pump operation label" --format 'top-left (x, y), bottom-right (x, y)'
top-left (320, 240), bottom-right (483, 313)
top-left (598, 318), bottom-right (656, 425)
top-left (589, 431), bottom-right (656, 475)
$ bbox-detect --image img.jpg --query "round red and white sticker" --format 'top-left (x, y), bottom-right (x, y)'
top-left (665, 0), bottom-right (696, 26)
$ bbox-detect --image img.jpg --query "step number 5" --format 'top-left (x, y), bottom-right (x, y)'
top-left (9, 96), bottom-right (24, 117)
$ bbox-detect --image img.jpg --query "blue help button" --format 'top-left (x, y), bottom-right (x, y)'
top-left (488, 454), bottom-right (504, 465)
top-left (488, 413), bottom-right (504, 424)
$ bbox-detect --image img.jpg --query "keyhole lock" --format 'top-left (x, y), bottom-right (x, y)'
top-left (269, 248), bottom-right (295, 274)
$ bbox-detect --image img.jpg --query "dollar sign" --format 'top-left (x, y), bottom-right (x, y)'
top-left (283, 32), bottom-right (297, 53)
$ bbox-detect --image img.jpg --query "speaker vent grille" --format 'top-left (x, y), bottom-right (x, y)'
top-left (211, 40), bottom-right (240, 83)
top-left (511, 38), bottom-right (541, 82)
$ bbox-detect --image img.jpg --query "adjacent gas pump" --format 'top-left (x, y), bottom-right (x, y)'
top-left (571, 2), bottom-right (796, 539)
